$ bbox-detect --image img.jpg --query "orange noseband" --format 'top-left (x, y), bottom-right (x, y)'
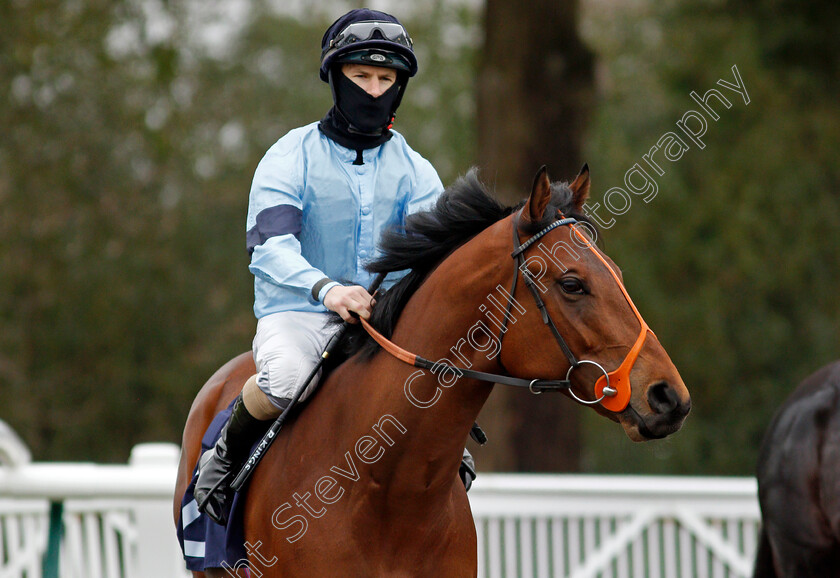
top-left (568, 222), bottom-right (653, 412)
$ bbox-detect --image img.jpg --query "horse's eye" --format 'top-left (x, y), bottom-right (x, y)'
top-left (559, 277), bottom-right (586, 295)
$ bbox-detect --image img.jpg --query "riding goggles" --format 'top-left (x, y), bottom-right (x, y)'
top-left (329, 21), bottom-right (413, 51)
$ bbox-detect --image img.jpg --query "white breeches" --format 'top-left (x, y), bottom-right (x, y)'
top-left (252, 311), bottom-right (339, 408)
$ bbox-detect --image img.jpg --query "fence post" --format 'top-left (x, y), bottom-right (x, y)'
top-left (128, 443), bottom-right (187, 578)
top-left (42, 501), bottom-right (64, 578)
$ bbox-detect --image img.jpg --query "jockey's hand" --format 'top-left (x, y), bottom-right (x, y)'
top-left (323, 285), bottom-right (376, 323)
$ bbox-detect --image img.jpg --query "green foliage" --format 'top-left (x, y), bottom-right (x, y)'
top-left (0, 1), bottom-right (477, 462)
top-left (579, 0), bottom-right (840, 474)
top-left (0, 0), bottom-right (259, 460)
top-left (3, 0), bottom-right (837, 476)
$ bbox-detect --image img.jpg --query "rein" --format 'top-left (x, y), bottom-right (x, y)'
top-left (360, 317), bottom-right (570, 393)
top-left (228, 208), bottom-right (651, 494)
top-left (360, 208), bottom-right (653, 411)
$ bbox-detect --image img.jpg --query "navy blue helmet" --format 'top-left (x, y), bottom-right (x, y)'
top-left (320, 9), bottom-right (418, 82)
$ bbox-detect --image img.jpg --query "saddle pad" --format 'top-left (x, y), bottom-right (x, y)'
top-left (176, 400), bottom-right (250, 572)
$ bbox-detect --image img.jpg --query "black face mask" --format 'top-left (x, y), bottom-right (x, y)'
top-left (333, 70), bottom-right (401, 136)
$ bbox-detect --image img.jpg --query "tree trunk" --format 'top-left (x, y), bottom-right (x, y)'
top-left (476, 0), bottom-right (594, 472)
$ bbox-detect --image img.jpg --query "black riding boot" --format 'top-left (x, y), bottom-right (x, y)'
top-left (194, 395), bottom-right (271, 525)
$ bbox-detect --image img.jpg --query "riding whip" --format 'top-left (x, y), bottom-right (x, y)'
top-left (229, 273), bottom-right (385, 492)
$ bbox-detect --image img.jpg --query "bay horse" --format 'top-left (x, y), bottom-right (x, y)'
top-left (754, 360), bottom-right (840, 577)
top-left (174, 166), bottom-right (691, 577)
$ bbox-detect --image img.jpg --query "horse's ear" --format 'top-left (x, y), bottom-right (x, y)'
top-left (569, 163), bottom-right (591, 211)
top-left (524, 165), bottom-right (551, 223)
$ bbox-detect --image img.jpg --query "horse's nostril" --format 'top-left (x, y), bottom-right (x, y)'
top-left (648, 382), bottom-right (679, 414)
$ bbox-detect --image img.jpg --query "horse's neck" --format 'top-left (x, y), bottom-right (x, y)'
top-left (390, 247), bottom-right (508, 415)
top-left (344, 222), bottom-right (511, 481)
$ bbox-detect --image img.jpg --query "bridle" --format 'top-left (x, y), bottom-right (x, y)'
top-left (231, 208), bottom-right (652, 493)
top-left (360, 208), bottom-right (653, 413)
top-left (506, 209), bottom-right (653, 412)
top-left (505, 211), bottom-right (615, 406)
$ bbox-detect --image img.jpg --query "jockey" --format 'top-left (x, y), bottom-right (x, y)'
top-left (194, 8), bottom-right (476, 525)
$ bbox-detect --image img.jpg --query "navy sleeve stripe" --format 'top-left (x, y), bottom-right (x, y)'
top-left (247, 205), bottom-right (303, 254)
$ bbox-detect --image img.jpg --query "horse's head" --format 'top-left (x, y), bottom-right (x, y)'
top-left (500, 166), bottom-right (690, 441)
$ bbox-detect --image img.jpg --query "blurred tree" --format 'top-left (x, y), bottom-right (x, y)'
top-left (6, 0), bottom-right (836, 478)
top-left (0, 0), bottom-right (262, 461)
top-left (0, 0), bottom-right (478, 462)
top-left (475, 0), bottom-right (595, 472)
top-left (578, 0), bottom-right (840, 475)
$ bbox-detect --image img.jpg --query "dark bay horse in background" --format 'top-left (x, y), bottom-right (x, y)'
top-left (754, 360), bottom-right (840, 577)
top-left (175, 166), bottom-right (691, 577)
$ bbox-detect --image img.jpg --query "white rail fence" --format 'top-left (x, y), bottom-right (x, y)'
top-left (0, 443), bottom-right (190, 578)
top-left (470, 475), bottom-right (760, 578)
top-left (0, 442), bottom-right (761, 578)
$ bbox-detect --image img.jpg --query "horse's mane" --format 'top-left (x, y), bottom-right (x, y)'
top-left (337, 168), bottom-right (593, 360)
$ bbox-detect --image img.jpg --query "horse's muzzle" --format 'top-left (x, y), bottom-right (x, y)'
top-left (635, 381), bottom-right (691, 439)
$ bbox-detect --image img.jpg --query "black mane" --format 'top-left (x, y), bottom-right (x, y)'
top-left (336, 168), bottom-right (591, 360)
